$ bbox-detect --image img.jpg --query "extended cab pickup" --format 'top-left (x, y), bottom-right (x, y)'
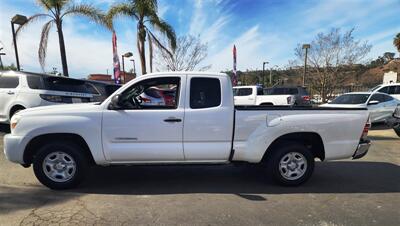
top-left (4, 72), bottom-right (371, 189)
top-left (233, 85), bottom-right (310, 106)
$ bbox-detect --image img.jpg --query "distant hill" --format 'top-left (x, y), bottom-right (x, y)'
top-left (360, 59), bottom-right (400, 86)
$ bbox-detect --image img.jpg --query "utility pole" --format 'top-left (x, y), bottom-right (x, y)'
top-left (302, 44), bottom-right (311, 87)
top-left (262, 61), bottom-right (268, 86)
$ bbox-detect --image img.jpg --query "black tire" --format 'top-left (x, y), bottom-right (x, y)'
top-left (394, 127), bottom-right (400, 137)
top-left (33, 142), bottom-right (88, 190)
top-left (266, 143), bottom-right (314, 186)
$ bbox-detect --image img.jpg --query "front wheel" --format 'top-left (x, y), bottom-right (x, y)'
top-left (267, 143), bottom-right (315, 186)
top-left (33, 142), bottom-right (88, 190)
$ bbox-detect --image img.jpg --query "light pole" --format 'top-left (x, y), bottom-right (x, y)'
top-left (302, 44), bottom-right (311, 87)
top-left (0, 47), bottom-right (5, 69)
top-left (269, 65), bottom-right (278, 86)
top-left (130, 59), bottom-right (136, 74)
top-left (262, 61), bottom-right (268, 86)
top-left (11, 14), bottom-right (27, 71)
top-left (121, 52), bottom-right (133, 83)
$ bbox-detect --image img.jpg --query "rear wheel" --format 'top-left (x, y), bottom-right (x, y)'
top-left (266, 143), bottom-right (315, 186)
top-left (33, 142), bottom-right (88, 190)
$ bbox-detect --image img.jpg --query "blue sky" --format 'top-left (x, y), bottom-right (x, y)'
top-left (0, 0), bottom-right (399, 78)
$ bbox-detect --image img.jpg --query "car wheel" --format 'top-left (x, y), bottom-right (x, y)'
top-left (267, 143), bottom-right (314, 186)
top-left (33, 142), bottom-right (88, 190)
top-left (394, 127), bottom-right (400, 137)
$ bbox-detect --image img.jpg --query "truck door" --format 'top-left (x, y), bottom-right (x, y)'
top-left (0, 74), bottom-right (20, 121)
top-left (183, 76), bottom-right (234, 161)
top-left (102, 76), bottom-right (185, 162)
top-left (233, 87), bottom-right (256, 105)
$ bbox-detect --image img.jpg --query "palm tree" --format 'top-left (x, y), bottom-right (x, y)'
top-left (106, 0), bottom-right (176, 75)
top-left (394, 33), bottom-right (400, 53)
top-left (16, 0), bottom-right (105, 77)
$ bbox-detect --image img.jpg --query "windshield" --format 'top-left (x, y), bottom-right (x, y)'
top-left (330, 94), bottom-right (370, 104)
top-left (369, 85), bottom-right (382, 92)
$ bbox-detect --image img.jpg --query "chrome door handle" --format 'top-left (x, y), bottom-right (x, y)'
top-left (164, 117), bottom-right (182, 123)
top-left (7, 91), bottom-right (15, 95)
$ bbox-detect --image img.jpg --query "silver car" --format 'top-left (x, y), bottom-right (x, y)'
top-left (322, 92), bottom-right (400, 124)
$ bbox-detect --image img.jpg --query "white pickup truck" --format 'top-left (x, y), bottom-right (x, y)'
top-left (4, 72), bottom-right (371, 189)
top-left (233, 85), bottom-right (310, 106)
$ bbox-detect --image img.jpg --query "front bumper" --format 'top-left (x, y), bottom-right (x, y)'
top-left (3, 134), bottom-right (26, 164)
top-left (352, 140), bottom-right (371, 159)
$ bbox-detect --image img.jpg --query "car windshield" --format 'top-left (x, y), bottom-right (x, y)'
top-left (330, 94), bottom-right (370, 104)
top-left (369, 85), bottom-right (382, 92)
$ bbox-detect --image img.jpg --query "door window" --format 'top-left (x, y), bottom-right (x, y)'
top-left (118, 77), bottom-right (180, 110)
top-left (233, 88), bottom-right (252, 96)
top-left (395, 86), bottom-right (400, 94)
top-left (0, 76), bottom-right (19, 88)
top-left (190, 78), bottom-right (221, 109)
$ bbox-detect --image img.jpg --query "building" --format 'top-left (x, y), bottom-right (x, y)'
top-left (88, 72), bottom-right (136, 84)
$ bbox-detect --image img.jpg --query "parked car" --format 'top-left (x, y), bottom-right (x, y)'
top-left (321, 92), bottom-right (400, 136)
top-left (139, 86), bottom-right (177, 107)
top-left (84, 80), bottom-right (121, 102)
top-left (370, 83), bottom-right (400, 101)
top-left (233, 85), bottom-right (310, 106)
top-left (4, 72), bottom-right (371, 189)
top-left (0, 71), bottom-right (93, 124)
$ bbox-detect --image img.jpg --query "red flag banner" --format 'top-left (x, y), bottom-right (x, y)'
top-left (232, 45), bottom-right (238, 86)
top-left (112, 31), bottom-right (121, 84)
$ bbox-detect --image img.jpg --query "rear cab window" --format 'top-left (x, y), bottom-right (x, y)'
top-left (0, 75), bottom-right (19, 88)
top-left (190, 78), bottom-right (221, 109)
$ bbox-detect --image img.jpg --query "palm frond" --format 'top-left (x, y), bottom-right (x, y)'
top-left (148, 15), bottom-right (176, 50)
top-left (62, 3), bottom-right (106, 28)
top-left (133, 0), bottom-right (158, 16)
top-left (106, 3), bottom-right (138, 30)
top-left (38, 20), bottom-right (54, 70)
top-left (36, 0), bottom-right (58, 17)
top-left (146, 29), bottom-right (173, 58)
top-left (15, 14), bottom-right (52, 38)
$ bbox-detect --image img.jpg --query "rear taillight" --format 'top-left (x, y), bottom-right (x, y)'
top-left (287, 96), bottom-right (292, 104)
top-left (302, 95), bottom-right (310, 101)
top-left (361, 119), bottom-right (371, 141)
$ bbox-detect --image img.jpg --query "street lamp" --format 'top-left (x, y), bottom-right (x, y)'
top-left (302, 44), bottom-right (311, 87)
top-left (262, 61), bottom-right (269, 86)
top-left (0, 47), bottom-right (5, 69)
top-left (121, 52), bottom-right (133, 83)
top-left (11, 14), bottom-right (28, 71)
top-left (130, 59), bottom-right (136, 74)
top-left (269, 65), bottom-right (279, 85)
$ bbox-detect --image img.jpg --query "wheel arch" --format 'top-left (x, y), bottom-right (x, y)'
top-left (9, 104), bottom-right (26, 120)
top-left (23, 133), bottom-right (96, 166)
top-left (262, 132), bottom-right (325, 162)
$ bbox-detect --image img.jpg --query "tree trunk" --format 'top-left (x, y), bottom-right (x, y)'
top-left (56, 21), bottom-right (69, 77)
top-left (137, 23), bottom-right (146, 75)
top-left (148, 34), bottom-right (153, 73)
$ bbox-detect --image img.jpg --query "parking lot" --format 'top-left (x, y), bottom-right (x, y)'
top-left (0, 124), bottom-right (399, 226)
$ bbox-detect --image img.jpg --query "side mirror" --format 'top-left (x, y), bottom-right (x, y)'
top-left (109, 94), bottom-right (121, 110)
top-left (368, 100), bottom-right (379, 105)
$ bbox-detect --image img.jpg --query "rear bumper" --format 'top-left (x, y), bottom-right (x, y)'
top-left (352, 140), bottom-right (371, 160)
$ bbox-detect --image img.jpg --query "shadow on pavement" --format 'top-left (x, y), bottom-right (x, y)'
top-left (0, 124), bottom-right (10, 134)
top-left (369, 135), bottom-right (399, 141)
top-left (0, 185), bottom-right (78, 215)
top-left (74, 161), bottom-right (400, 195)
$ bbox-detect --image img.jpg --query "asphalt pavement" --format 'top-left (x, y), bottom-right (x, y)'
top-left (0, 124), bottom-right (399, 226)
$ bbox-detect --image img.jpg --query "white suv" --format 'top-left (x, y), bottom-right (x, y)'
top-left (370, 83), bottom-right (400, 100)
top-left (0, 71), bottom-right (93, 124)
